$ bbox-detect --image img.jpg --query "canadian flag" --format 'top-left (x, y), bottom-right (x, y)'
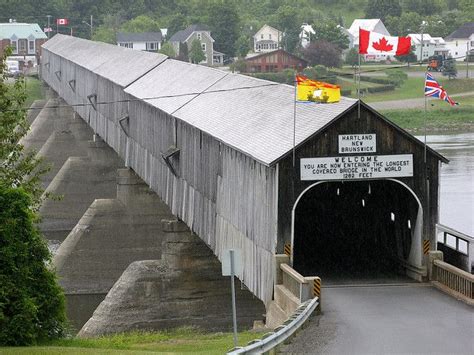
top-left (359, 29), bottom-right (411, 56)
top-left (56, 18), bottom-right (69, 26)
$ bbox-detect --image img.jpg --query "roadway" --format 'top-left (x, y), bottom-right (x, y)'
top-left (282, 283), bottom-right (474, 354)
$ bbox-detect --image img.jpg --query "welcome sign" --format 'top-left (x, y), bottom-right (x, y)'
top-left (300, 154), bottom-right (413, 181)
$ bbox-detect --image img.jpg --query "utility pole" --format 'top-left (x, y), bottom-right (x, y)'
top-left (467, 41), bottom-right (470, 79)
top-left (83, 15), bottom-right (93, 39)
top-left (47, 15), bottom-right (51, 38)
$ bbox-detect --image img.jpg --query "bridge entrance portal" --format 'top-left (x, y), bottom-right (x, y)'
top-left (292, 179), bottom-right (423, 281)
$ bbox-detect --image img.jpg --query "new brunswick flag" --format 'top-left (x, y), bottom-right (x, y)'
top-left (296, 75), bottom-right (341, 103)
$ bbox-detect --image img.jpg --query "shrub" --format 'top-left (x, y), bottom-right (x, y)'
top-left (0, 185), bottom-right (67, 345)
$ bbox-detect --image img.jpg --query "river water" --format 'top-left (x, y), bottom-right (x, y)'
top-left (421, 132), bottom-right (474, 236)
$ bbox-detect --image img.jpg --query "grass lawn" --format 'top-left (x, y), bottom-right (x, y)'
top-left (381, 105), bottom-right (474, 131)
top-left (0, 328), bottom-right (266, 354)
top-left (363, 77), bottom-right (474, 102)
top-left (6, 76), bottom-right (44, 108)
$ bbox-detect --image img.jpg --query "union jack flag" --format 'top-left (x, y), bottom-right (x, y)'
top-left (424, 72), bottom-right (457, 106)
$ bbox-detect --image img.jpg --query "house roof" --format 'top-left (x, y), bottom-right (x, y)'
top-left (44, 35), bottom-right (447, 166)
top-left (0, 23), bottom-right (47, 39)
top-left (445, 22), bottom-right (474, 40)
top-left (244, 49), bottom-right (307, 65)
top-left (117, 32), bottom-right (162, 43)
top-left (348, 19), bottom-right (389, 37)
top-left (169, 24), bottom-right (211, 42)
top-left (254, 24), bottom-right (283, 37)
top-left (408, 33), bottom-right (434, 45)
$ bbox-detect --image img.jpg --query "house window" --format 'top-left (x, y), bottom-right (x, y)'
top-left (471, 41), bottom-right (474, 47)
top-left (146, 42), bottom-right (158, 51)
top-left (261, 34), bottom-right (264, 39)
top-left (18, 39), bottom-right (27, 53)
top-left (120, 42), bottom-right (133, 48)
top-left (197, 33), bottom-right (201, 40)
top-left (10, 40), bottom-right (17, 53)
top-left (201, 43), bottom-right (206, 51)
top-left (28, 40), bottom-right (35, 54)
top-left (269, 34), bottom-right (272, 39)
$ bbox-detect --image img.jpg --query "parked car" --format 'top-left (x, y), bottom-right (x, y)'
top-left (6, 60), bottom-right (21, 78)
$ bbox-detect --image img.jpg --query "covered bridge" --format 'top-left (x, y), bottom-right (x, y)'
top-left (41, 35), bottom-right (447, 305)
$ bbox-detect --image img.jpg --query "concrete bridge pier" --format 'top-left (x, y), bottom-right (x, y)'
top-left (39, 134), bottom-right (124, 244)
top-left (53, 168), bottom-right (265, 334)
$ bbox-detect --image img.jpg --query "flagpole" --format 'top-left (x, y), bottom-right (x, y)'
top-left (357, 51), bottom-right (361, 119)
top-left (293, 71), bottom-right (297, 168)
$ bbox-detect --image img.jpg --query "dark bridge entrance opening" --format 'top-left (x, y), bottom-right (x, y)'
top-left (293, 180), bottom-right (420, 282)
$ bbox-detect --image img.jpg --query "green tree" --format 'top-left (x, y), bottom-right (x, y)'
top-left (0, 47), bottom-right (66, 346)
top-left (345, 48), bottom-right (360, 67)
top-left (303, 40), bottom-right (342, 68)
top-left (401, 0), bottom-right (443, 16)
top-left (0, 48), bottom-right (47, 206)
top-left (189, 39), bottom-right (206, 64)
top-left (207, 1), bottom-right (240, 57)
top-left (272, 5), bottom-right (301, 53)
top-left (121, 15), bottom-right (161, 33)
top-left (442, 56), bottom-right (457, 79)
top-left (365, 0), bottom-right (402, 22)
top-left (159, 42), bottom-right (176, 57)
top-left (92, 13), bottom-right (125, 44)
top-left (311, 20), bottom-right (349, 50)
top-left (235, 35), bottom-right (251, 58)
top-left (166, 13), bottom-right (188, 39)
top-left (385, 12), bottom-right (422, 36)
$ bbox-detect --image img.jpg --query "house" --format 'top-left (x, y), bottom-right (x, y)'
top-left (409, 33), bottom-right (449, 61)
top-left (347, 19), bottom-right (391, 61)
top-left (116, 32), bottom-right (162, 52)
top-left (0, 21), bottom-right (47, 67)
top-left (253, 24), bottom-right (282, 53)
top-left (444, 22), bottom-right (474, 61)
top-left (300, 23), bottom-right (315, 48)
top-left (169, 24), bottom-right (218, 66)
top-left (243, 49), bottom-right (307, 73)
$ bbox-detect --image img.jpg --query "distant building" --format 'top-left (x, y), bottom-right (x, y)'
top-left (169, 24), bottom-right (222, 66)
top-left (444, 22), bottom-right (474, 61)
top-left (0, 21), bottom-right (47, 67)
top-left (409, 33), bottom-right (449, 61)
top-left (300, 23), bottom-right (315, 48)
top-left (116, 32), bottom-right (162, 52)
top-left (243, 49), bottom-right (307, 73)
top-left (253, 24), bottom-right (282, 53)
top-left (347, 19), bottom-right (391, 61)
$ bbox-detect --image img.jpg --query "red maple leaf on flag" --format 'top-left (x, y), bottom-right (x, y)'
top-left (372, 37), bottom-right (393, 52)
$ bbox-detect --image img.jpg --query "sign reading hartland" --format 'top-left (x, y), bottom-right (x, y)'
top-left (300, 154), bottom-right (413, 180)
top-left (338, 134), bottom-right (376, 154)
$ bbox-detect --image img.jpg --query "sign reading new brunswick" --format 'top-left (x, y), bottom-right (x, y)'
top-left (300, 154), bottom-right (413, 181)
top-left (338, 134), bottom-right (376, 154)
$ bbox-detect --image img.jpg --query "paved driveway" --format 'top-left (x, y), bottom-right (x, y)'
top-left (282, 284), bottom-right (474, 354)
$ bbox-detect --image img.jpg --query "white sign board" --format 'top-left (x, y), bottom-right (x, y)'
top-left (301, 154), bottom-right (413, 181)
top-left (222, 249), bottom-right (242, 276)
top-left (339, 134), bottom-right (376, 154)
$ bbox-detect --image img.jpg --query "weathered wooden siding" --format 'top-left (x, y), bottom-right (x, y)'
top-left (277, 104), bottom-right (442, 253)
top-left (42, 43), bottom-right (278, 304)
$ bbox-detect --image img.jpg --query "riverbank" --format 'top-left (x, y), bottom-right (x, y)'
top-left (0, 327), bottom-right (265, 354)
top-left (381, 103), bottom-right (474, 133)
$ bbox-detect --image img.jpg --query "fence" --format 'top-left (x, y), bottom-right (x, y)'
top-left (431, 259), bottom-right (474, 303)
